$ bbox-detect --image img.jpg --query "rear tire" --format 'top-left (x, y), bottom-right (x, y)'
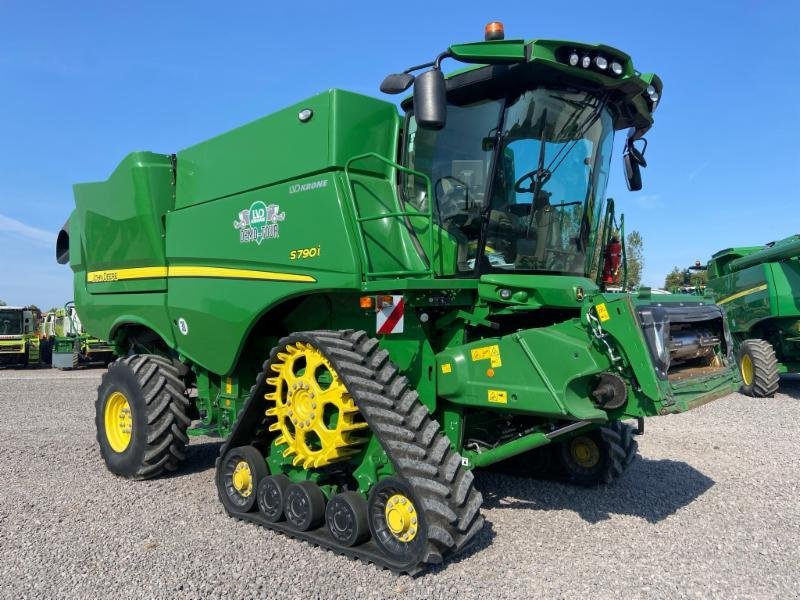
top-left (738, 339), bottom-right (780, 397)
top-left (555, 421), bottom-right (638, 486)
top-left (95, 355), bottom-right (190, 479)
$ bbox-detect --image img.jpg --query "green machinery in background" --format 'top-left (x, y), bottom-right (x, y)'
top-left (0, 306), bottom-right (40, 368)
top-left (706, 234), bottom-right (800, 397)
top-left (40, 302), bottom-right (116, 369)
top-left (59, 24), bottom-right (741, 573)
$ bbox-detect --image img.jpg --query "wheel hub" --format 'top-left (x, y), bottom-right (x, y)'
top-left (740, 354), bottom-right (754, 386)
top-left (104, 391), bottom-right (133, 453)
top-left (385, 494), bottom-right (418, 542)
top-left (265, 341), bottom-right (368, 469)
top-left (570, 436), bottom-right (600, 469)
top-left (232, 460), bottom-right (253, 497)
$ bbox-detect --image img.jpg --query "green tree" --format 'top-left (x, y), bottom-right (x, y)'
top-left (689, 268), bottom-right (707, 288)
top-left (0, 299), bottom-right (6, 306)
top-left (625, 230), bottom-right (644, 289)
top-left (664, 267), bottom-right (684, 290)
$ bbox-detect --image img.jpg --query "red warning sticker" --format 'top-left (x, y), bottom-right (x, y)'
top-left (376, 296), bottom-right (405, 335)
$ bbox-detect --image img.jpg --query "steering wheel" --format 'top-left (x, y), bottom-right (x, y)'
top-left (514, 168), bottom-right (551, 193)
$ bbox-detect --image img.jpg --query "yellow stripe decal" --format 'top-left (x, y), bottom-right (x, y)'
top-left (87, 266), bottom-right (315, 284)
top-left (168, 266), bottom-right (315, 283)
top-left (717, 284), bottom-right (767, 305)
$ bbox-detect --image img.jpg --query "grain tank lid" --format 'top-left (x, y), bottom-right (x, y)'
top-left (56, 218), bottom-right (69, 264)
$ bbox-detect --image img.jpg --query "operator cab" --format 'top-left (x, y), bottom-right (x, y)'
top-left (385, 27), bottom-right (658, 279)
top-left (402, 87), bottom-right (612, 275)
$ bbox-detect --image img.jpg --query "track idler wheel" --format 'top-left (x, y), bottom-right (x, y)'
top-left (217, 446), bottom-right (269, 513)
top-left (284, 481), bottom-right (326, 531)
top-left (326, 491), bottom-right (370, 547)
top-left (257, 474), bottom-right (291, 523)
top-left (368, 478), bottom-right (428, 565)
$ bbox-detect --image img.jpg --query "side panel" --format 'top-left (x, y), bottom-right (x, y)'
top-left (709, 264), bottom-right (771, 334)
top-left (165, 175), bottom-right (361, 374)
top-left (72, 151), bottom-right (173, 293)
top-left (175, 94), bottom-right (331, 210)
top-left (770, 261), bottom-right (800, 318)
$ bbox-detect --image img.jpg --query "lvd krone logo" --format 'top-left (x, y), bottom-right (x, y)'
top-left (234, 201), bottom-right (285, 245)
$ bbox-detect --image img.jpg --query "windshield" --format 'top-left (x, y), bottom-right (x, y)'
top-left (0, 310), bottom-right (23, 335)
top-left (403, 88), bottom-right (614, 275)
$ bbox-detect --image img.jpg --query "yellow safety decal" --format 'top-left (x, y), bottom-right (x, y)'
top-left (717, 284), bottom-right (768, 305)
top-left (488, 389), bottom-right (508, 404)
top-left (87, 267), bottom-right (168, 283)
top-left (225, 377), bottom-right (233, 394)
top-left (471, 344), bottom-right (502, 368)
top-left (87, 265), bottom-right (316, 284)
top-left (441, 363), bottom-right (452, 374)
top-left (596, 303), bottom-right (611, 322)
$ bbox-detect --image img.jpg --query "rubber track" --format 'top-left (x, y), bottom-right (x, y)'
top-left (741, 339), bottom-right (780, 398)
top-left (218, 329), bottom-right (484, 574)
top-left (597, 421), bottom-right (638, 484)
top-left (99, 354), bottom-right (191, 479)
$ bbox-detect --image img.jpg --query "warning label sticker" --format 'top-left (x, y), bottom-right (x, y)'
top-left (470, 344), bottom-right (502, 368)
top-left (488, 390), bottom-right (508, 404)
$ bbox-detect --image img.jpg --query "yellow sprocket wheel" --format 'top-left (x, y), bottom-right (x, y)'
top-left (265, 341), bottom-right (368, 469)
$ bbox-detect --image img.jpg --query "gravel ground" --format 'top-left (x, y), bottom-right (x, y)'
top-left (1, 367), bottom-right (799, 599)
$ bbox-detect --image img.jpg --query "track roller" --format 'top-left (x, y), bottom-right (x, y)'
top-left (257, 474), bottom-right (291, 522)
top-left (284, 481), bottom-right (326, 531)
top-left (326, 491), bottom-right (370, 547)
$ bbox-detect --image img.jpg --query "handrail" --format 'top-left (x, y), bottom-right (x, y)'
top-left (343, 152), bottom-right (435, 279)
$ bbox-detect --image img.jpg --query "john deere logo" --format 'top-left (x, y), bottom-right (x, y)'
top-left (233, 201), bottom-right (285, 245)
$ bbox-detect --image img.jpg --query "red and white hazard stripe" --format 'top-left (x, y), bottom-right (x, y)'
top-left (376, 295), bottom-right (404, 335)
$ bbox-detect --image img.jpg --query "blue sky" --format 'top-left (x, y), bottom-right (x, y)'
top-left (1, 1), bottom-right (798, 308)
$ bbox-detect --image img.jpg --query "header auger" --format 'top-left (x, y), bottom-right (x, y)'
top-left (61, 24), bottom-right (740, 573)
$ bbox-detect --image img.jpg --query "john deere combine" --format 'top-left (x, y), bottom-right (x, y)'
top-left (60, 24), bottom-right (740, 573)
top-left (0, 306), bottom-right (40, 368)
top-left (706, 234), bottom-right (800, 397)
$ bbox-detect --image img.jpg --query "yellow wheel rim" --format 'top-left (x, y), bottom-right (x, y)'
top-left (741, 354), bottom-right (754, 386)
top-left (385, 494), bottom-right (418, 542)
top-left (231, 460), bottom-right (254, 497)
top-left (104, 391), bottom-right (133, 453)
top-left (265, 341), bottom-right (368, 469)
top-left (570, 436), bottom-right (601, 469)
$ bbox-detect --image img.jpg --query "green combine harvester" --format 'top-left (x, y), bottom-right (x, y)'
top-left (40, 302), bottom-right (116, 369)
top-left (59, 23), bottom-right (741, 573)
top-left (706, 234), bottom-right (800, 397)
top-left (0, 306), bottom-right (40, 368)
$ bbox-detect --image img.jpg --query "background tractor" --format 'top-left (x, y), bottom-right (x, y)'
top-left (0, 306), bottom-right (41, 368)
top-left (705, 234), bottom-right (800, 396)
top-left (59, 24), bottom-right (740, 573)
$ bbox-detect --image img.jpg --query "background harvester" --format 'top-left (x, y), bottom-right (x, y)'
top-left (0, 306), bottom-right (40, 368)
top-left (706, 234), bottom-right (800, 396)
top-left (59, 23), bottom-right (741, 573)
top-left (39, 302), bottom-right (116, 369)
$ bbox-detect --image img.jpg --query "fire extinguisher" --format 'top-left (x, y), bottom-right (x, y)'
top-left (602, 236), bottom-right (622, 285)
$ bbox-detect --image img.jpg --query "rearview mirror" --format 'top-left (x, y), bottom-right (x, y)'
top-left (623, 137), bottom-right (647, 192)
top-left (413, 69), bottom-right (447, 130)
top-left (380, 73), bottom-right (415, 94)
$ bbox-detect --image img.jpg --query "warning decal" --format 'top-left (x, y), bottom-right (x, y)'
top-left (376, 296), bottom-right (405, 334)
top-left (470, 344), bottom-right (502, 368)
